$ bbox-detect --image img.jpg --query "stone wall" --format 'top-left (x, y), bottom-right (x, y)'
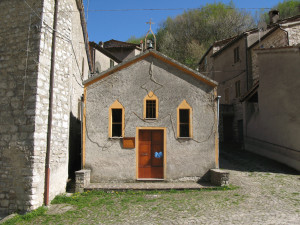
top-left (93, 49), bottom-right (118, 74)
top-left (75, 169), bottom-right (91, 193)
top-left (244, 47), bottom-right (300, 171)
top-left (285, 23), bottom-right (300, 46)
top-left (0, 0), bottom-right (44, 215)
top-left (210, 169), bottom-right (229, 186)
top-left (212, 38), bottom-right (247, 143)
top-left (0, 0), bottom-right (88, 215)
top-left (249, 29), bottom-right (288, 84)
top-left (106, 48), bottom-right (140, 62)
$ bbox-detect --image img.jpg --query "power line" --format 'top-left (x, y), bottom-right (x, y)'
top-left (41, 7), bottom-right (276, 13)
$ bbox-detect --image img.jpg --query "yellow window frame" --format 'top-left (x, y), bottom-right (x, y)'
top-left (177, 100), bottom-right (193, 138)
top-left (143, 91), bottom-right (159, 119)
top-left (109, 100), bottom-right (125, 138)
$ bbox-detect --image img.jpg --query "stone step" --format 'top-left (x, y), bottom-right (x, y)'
top-left (85, 182), bottom-right (215, 191)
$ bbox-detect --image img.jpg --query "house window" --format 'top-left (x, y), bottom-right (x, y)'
top-left (146, 100), bottom-right (156, 118)
top-left (225, 88), bottom-right (229, 104)
top-left (179, 109), bottom-right (190, 137)
top-left (177, 100), bottom-right (192, 138)
top-left (143, 91), bottom-right (158, 119)
top-left (112, 109), bottom-right (122, 137)
top-left (110, 59), bottom-right (114, 68)
top-left (234, 47), bottom-right (240, 63)
top-left (109, 100), bottom-right (124, 137)
top-left (235, 80), bottom-right (241, 98)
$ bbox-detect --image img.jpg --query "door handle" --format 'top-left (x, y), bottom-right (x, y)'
top-left (141, 153), bottom-right (148, 156)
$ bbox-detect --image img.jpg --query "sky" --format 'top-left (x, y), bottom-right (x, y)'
top-left (83, 0), bottom-right (283, 43)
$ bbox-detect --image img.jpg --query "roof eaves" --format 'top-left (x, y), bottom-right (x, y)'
top-left (277, 14), bottom-right (300, 25)
top-left (104, 39), bottom-right (141, 50)
top-left (248, 26), bottom-right (279, 50)
top-left (76, 0), bottom-right (92, 72)
top-left (84, 50), bottom-right (218, 88)
top-left (198, 45), bottom-right (213, 65)
top-left (212, 33), bottom-right (247, 58)
top-left (89, 42), bottom-right (122, 63)
top-left (240, 81), bottom-right (259, 102)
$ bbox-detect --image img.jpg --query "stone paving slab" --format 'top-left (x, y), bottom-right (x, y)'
top-left (86, 181), bottom-right (215, 191)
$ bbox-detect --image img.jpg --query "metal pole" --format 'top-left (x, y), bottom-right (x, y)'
top-left (44, 0), bottom-right (58, 206)
top-left (80, 95), bottom-right (84, 169)
top-left (216, 96), bottom-right (221, 169)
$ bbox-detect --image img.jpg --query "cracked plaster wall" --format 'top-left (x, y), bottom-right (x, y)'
top-left (85, 56), bottom-right (217, 182)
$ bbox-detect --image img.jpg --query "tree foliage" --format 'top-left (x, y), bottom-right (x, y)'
top-left (127, 1), bottom-right (299, 69)
top-left (127, 34), bottom-right (155, 45)
top-left (156, 2), bottom-right (255, 69)
top-left (260, 0), bottom-right (300, 23)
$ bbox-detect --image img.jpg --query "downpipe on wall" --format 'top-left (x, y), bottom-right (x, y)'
top-left (216, 95), bottom-right (221, 169)
top-left (44, 0), bottom-right (58, 206)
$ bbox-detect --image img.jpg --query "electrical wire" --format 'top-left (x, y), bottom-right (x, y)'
top-left (44, 7), bottom-right (275, 13)
top-left (24, 0), bottom-right (85, 88)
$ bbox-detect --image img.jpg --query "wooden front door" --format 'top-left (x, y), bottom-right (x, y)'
top-left (138, 130), bottom-right (164, 179)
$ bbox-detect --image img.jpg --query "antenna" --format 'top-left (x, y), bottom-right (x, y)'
top-left (258, 21), bottom-right (267, 44)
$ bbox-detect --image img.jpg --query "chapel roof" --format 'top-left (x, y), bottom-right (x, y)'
top-left (84, 49), bottom-right (218, 88)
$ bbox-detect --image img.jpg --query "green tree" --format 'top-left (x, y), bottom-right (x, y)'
top-left (127, 35), bottom-right (142, 44)
top-left (260, 0), bottom-right (300, 23)
top-left (156, 2), bottom-right (254, 69)
top-left (127, 34), bottom-right (155, 45)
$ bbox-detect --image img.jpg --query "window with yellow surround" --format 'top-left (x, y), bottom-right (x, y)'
top-left (109, 100), bottom-right (124, 137)
top-left (143, 91), bottom-right (158, 119)
top-left (177, 100), bottom-right (193, 138)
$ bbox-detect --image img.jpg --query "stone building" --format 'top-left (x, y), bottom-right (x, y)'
top-left (89, 41), bottom-right (121, 75)
top-left (198, 12), bottom-right (300, 144)
top-left (241, 46), bottom-right (300, 171)
top-left (0, 0), bottom-right (90, 215)
top-left (102, 39), bottom-right (142, 61)
top-left (83, 50), bottom-right (219, 182)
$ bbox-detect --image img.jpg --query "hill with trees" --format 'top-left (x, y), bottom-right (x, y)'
top-left (128, 1), bottom-right (300, 69)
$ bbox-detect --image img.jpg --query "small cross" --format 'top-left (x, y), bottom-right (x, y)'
top-left (146, 19), bottom-right (155, 30)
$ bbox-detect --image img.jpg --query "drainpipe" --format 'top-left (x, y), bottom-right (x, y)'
top-left (216, 96), bottom-right (221, 169)
top-left (44, 0), bottom-right (58, 206)
top-left (80, 95), bottom-right (84, 169)
top-left (244, 34), bottom-right (249, 91)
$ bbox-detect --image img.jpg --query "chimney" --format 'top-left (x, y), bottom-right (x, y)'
top-left (269, 10), bottom-right (279, 24)
top-left (140, 40), bottom-right (144, 52)
top-left (99, 41), bottom-right (104, 48)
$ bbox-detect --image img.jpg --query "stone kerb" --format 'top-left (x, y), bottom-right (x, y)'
top-left (75, 170), bottom-right (91, 193)
top-left (210, 169), bottom-right (229, 186)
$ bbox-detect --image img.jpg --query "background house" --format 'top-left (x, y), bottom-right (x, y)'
top-left (89, 41), bottom-right (122, 75)
top-left (102, 39), bottom-right (142, 62)
top-left (199, 11), bottom-right (300, 145)
top-left (82, 50), bottom-right (219, 182)
top-left (241, 46), bottom-right (300, 171)
top-left (0, 0), bottom-right (90, 215)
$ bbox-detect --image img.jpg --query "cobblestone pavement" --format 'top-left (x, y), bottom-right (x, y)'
top-left (103, 145), bottom-right (299, 225)
top-left (177, 144), bottom-right (300, 225)
top-left (116, 145), bottom-right (299, 225)
top-left (2, 145), bottom-right (300, 225)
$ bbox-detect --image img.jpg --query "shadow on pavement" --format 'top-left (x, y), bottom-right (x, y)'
top-left (220, 142), bottom-right (299, 175)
